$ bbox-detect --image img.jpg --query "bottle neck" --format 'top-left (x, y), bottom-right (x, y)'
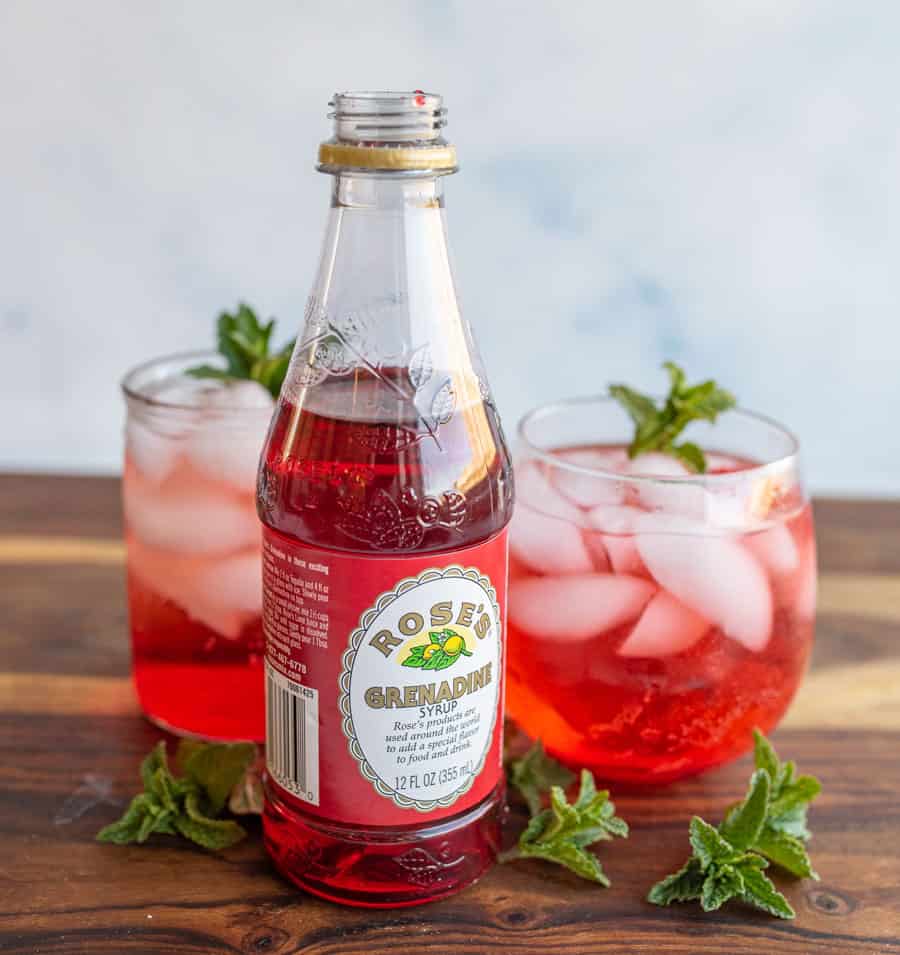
top-left (331, 173), bottom-right (445, 212)
top-left (304, 169), bottom-right (472, 395)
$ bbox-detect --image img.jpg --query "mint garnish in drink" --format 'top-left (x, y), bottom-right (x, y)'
top-left (97, 740), bottom-right (258, 850)
top-left (609, 361), bottom-right (736, 473)
top-left (186, 303), bottom-right (295, 399)
top-left (648, 730), bottom-right (821, 918)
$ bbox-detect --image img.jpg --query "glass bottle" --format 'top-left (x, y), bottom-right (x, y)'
top-left (257, 91), bottom-right (514, 906)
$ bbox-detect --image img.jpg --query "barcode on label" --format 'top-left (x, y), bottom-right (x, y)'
top-left (265, 663), bottom-right (319, 806)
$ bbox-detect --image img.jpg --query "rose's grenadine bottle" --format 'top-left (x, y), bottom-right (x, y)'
top-left (257, 91), bottom-right (514, 906)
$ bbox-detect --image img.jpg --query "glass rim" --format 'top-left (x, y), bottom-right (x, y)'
top-left (121, 349), bottom-right (271, 414)
top-left (517, 395), bottom-right (801, 486)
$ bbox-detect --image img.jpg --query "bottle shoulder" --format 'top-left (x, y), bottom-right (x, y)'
top-left (258, 381), bottom-right (513, 555)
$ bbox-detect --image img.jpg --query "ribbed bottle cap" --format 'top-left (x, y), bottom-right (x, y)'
top-left (318, 91), bottom-right (457, 174)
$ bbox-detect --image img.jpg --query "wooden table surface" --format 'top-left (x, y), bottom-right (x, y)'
top-left (1, 475), bottom-right (899, 954)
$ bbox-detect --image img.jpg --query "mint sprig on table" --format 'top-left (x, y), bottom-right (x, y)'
top-left (648, 731), bottom-right (821, 918)
top-left (609, 361), bottom-right (736, 473)
top-left (726, 729), bottom-right (821, 876)
top-left (509, 738), bottom-right (575, 816)
top-left (187, 303), bottom-right (295, 399)
top-left (97, 741), bottom-right (260, 850)
top-left (503, 741), bottom-right (627, 885)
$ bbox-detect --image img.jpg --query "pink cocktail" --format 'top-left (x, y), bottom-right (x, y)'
top-left (506, 398), bottom-right (816, 783)
top-left (122, 352), bottom-right (272, 741)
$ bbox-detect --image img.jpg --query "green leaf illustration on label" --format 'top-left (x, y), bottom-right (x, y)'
top-left (401, 627), bottom-right (474, 670)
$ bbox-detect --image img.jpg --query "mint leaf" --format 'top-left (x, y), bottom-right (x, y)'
top-left (753, 729), bottom-right (780, 781)
top-left (737, 862), bottom-right (796, 918)
top-left (750, 730), bottom-right (820, 846)
top-left (187, 303), bottom-right (295, 398)
top-left (97, 740), bottom-right (254, 851)
top-left (671, 441), bottom-right (706, 473)
top-left (173, 790), bottom-right (247, 851)
top-left (509, 770), bottom-right (627, 886)
top-left (185, 364), bottom-right (234, 382)
top-left (509, 739), bottom-right (576, 816)
top-left (97, 793), bottom-right (157, 845)
top-left (140, 741), bottom-right (169, 792)
top-left (522, 835), bottom-right (611, 885)
top-left (769, 775), bottom-right (821, 818)
top-left (719, 769), bottom-right (770, 851)
top-left (701, 863), bottom-right (745, 912)
top-left (768, 803), bottom-right (811, 841)
top-left (754, 826), bottom-right (818, 879)
top-left (609, 362), bottom-right (736, 473)
top-left (647, 857), bottom-right (705, 905)
top-left (689, 816), bottom-right (737, 867)
top-left (608, 385), bottom-right (657, 429)
top-left (663, 360), bottom-right (686, 394)
top-left (180, 742), bottom-right (256, 815)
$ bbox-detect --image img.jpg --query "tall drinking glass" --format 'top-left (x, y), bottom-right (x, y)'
top-left (121, 351), bottom-right (273, 741)
top-left (506, 397), bottom-right (816, 783)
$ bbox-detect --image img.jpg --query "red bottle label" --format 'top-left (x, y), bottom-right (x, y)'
top-left (262, 527), bottom-right (508, 827)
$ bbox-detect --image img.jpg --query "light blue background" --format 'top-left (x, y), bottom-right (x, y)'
top-left (2, 2), bottom-right (897, 494)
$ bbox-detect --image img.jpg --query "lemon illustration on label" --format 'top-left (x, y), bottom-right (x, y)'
top-left (401, 628), bottom-right (473, 671)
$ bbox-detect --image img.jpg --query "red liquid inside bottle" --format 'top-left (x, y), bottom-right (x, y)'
top-left (258, 92), bottom-right (513, 906)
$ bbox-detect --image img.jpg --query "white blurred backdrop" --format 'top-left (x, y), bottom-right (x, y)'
top-left (1, 1), bottom-right (898, 495)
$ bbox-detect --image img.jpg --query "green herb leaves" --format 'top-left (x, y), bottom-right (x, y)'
top-left (187, 303), bottom-right (295, 399)
top-left (504, 741), bottom-right (626, 884)
top-left (510, 770), bottom-right (628, 885)
top-left (736, 729), bottom-right (821, 877)
top-left (648, 731), bottom-right (821, 918)
top-left (648, 816), bottom-right (796, 917)
top-left (649, 815), bottom-right (794, 918)
top-left (97, 740), bottom-right (258, 851)
top-left (401, 628), bottom-right (473, 671)
top-left (510, 739), bottom-right (576, 816)
top-left (609, 361), bottom-right (736, 473)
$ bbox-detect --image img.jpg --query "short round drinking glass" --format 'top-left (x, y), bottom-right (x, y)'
top-left (506, 397), bottom-right (816, 784)
top-left (122, 351), bottom-right (274, 742)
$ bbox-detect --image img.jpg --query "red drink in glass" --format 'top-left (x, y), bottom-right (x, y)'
top-left (122, 357), bottom-right (272, 741)
top-left (506, 403), bottom-right (816, 784)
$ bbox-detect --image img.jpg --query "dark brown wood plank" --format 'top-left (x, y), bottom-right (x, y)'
top-left (0, 563), bottom-right (129, 676)
top-left (0, 715), bottom-right (898, 954)
top-left (0, 473), bottom-right (122, 539)
top-left (813, 498), bottom-right (900, 573)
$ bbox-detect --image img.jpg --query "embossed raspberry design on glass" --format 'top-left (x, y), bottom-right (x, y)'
top-left (507, 397), bottom-right (816, 784)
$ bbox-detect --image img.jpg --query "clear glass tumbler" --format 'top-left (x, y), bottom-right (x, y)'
top-left (121, 351), bottom-right (273, 741)
top-left (506, 396), bottom-right (816, 783)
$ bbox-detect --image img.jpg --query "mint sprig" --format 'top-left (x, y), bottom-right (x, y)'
top-left (648, 730), bottom-right (821, 918)
top-left (509, 739), bottom-right (576, 816)
top-left (503, 742), bottom-right (627, 885)
top-left (187, 303), bottom-right (295, 399)
top-left (97, 740), bottom-right (257, 851)
top-left (725, 729), bottom-right (821, 877)
top-left (609, 361), bottom-right (736, 473)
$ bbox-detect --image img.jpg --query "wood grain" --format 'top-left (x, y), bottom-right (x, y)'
top-left (1, 475), bottom-right (899, 954)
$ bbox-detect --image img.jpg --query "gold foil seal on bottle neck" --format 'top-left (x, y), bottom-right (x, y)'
top-left (317, 141), bottom-right (457, 173)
